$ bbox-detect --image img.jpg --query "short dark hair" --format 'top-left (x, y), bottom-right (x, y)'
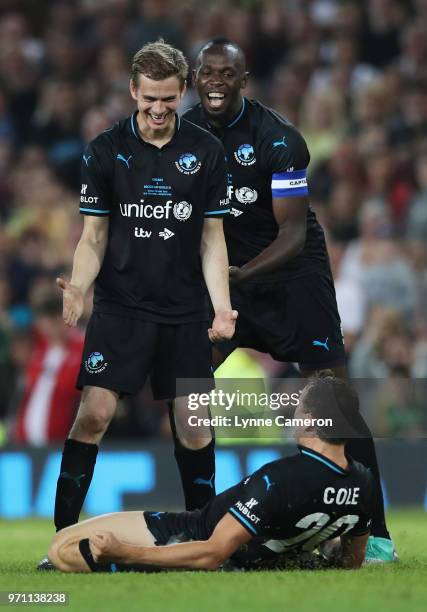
top-left (196, 38), bottom-right (246, 71)
top-left (131, 39), bottom-right (188, 86)
top-left (301, 371), bottom-right (360, 445)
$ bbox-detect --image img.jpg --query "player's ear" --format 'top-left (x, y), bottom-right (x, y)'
top-left (181, 80), bottom-right (187, 97)
top-left (192, 68), bottom-right (197, 86)
top-left (241, 71), bottom-right (249, 90)
top-left (304, 411), bottom-right (316, 436)
top-left (129, 78), bottom-right (138, 101)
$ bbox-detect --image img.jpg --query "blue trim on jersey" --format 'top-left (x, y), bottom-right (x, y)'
top-left (272, 170), bottom-right (307, 181)
top-left (229, 507), bottom-right (258, 534)
top-left (79, 208), bottom-right (110, 214)
top-left (272, 186), bottom-right (309, 198)
top-left (205, 209), bottom-right (230, 215)
top-left (300, 449), bottom-right (347, 475)
top-left (130, 112), bottom-right (138, 139)
top-left (227, 99), bottom-right (246, 128)
top-left (131, 112), bottom-right (180, 139)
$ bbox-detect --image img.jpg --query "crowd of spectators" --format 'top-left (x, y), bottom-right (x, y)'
top-left (0, 0), bottom-right (426, 443)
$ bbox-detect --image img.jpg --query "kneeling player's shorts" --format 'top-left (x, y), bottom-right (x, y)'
top-left (216, 269), bottom-right (346, 370)
top-left (144, 510), bottom-right (203, 544)
top-left (76, 313), bottom-right (213, 399)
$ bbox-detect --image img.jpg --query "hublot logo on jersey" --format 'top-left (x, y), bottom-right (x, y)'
top-left (80, 184), bottom-right (99, 205)
top-left (176, 152), bottom-right (202, 174)
top-left (234, 143), bottom-right (256, 166)
top-left (235, 500), bottom-right (260, 524)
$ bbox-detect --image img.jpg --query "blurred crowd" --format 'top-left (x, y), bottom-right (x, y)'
top-left (0, 0), bottom-right (426, 444)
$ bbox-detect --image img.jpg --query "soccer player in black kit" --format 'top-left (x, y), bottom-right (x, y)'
top-left (48, 374), bottom-right (375, 573)
top-left (182, 38), bottom-right (396, 562)
top-left (38, 41), bottom-right (238, 569)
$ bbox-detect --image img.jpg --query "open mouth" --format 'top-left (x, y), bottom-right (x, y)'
top-left (148, 112), bottom-right (169, 125)
top-left (206, 92), bottom-right (226, 110)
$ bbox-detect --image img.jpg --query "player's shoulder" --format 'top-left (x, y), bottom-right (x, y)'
top-left (181, 103), bottom-right (204, 127)
top-left (248, 99), bottom-right (308, 149)
top-left (180, 115), bottom-right (224, 151)
top-left (86, 118), bottom-right (126, 154)
top-left (250, 456), bottom-right (292, 485)
top-left (350, 458), bottom-right (376, 489)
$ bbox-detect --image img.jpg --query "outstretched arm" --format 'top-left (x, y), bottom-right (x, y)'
top-left (201, 218), bottom-right (238, 342)
top-left (230, 195), bottom-right (307, 284)
top-left (56, 215), bottom-right (108, 327)
top-left (91, 513), bottom-right (251, 571)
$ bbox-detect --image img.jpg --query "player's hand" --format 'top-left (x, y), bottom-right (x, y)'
top-left (56, 277), bottom-right (84, 327)
top-left (89, 531), bottom-right (125, 563)
top-left (208, 309), bottom-right (238, 342)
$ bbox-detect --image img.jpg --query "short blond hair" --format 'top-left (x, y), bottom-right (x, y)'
top-left (131, 40), bottom-right (188, 86)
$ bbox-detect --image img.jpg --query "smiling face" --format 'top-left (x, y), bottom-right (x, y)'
top-left (194, 43), bottom-right (248, 126)
top-left (130, 74), bottom-right (185, 135)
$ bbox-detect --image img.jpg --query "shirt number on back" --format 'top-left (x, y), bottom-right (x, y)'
top-left (264, 512), bottom-right (359, 553)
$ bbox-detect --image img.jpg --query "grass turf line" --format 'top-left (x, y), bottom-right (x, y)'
top-left (0, 510), bottom-right (426, 612)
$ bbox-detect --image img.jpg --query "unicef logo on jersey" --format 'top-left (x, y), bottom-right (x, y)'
top-left (235, 187), bottom-right (258, 204)
top-left (173, 201), bottom-right (192, 221)
top-left (234, 143), bottom-right (256, 166)
top-left (176, 152), bottom-right (202, 175)
top-left (85, 351), bottom-right (108, 374)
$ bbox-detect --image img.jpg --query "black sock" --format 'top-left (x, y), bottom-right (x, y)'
top-left (54, 439), bottom-right (98, 531)
top-left (345, 416), bottom-right (390, 540)
top-left (174, 438), bottom-right (216, 511)
top-left (168, 402), bottom-right (216, 511)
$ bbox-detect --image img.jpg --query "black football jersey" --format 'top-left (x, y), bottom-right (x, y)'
top-left (79, 113), bottom-right (229, 323)
top-left (184, 99), bottom-right (329, 283)
top-left (199, 445), bottom-right (374, 567)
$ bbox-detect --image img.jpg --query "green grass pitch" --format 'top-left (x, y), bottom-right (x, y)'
top-left (0, 511), bottom-right (426, 612)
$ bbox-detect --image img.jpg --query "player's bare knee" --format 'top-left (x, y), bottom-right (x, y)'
top-left (179, 435), bottom-right (212, 450)
top-left (48, 534), bottom-right (70, 572)
top-left (73, 409), bottom-right (111, 438)
top-left (49, 536), bottom-right (88, 573)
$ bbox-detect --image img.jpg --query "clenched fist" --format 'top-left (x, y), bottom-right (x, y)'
top-left (89, 531), bottom-right (124, 564)
top-left (208, 309), bottom-right (238, 343)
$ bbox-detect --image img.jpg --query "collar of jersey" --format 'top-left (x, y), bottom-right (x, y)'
top-left (204, 97), bottom-right (246, 130)
top-left (130, 111), bottom-right (181, 146)
top-left (298, 445), bottom-right (349, 475)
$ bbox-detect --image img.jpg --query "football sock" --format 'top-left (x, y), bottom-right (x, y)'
top-left (168, 401), bottom-right (216, 511)
top-left (345, 417), bottom-right (390, 540)
top-left (54, 438), bottom-right (98, 531)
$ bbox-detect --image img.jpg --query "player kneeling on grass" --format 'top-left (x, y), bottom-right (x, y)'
top-left (48, 374), bottom-right (375, 573)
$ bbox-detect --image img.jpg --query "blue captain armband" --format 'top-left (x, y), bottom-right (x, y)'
top-left (271, 169), bottom-right (309, 198)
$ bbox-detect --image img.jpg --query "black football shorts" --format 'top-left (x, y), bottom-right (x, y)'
top-left (144, 510), bottom-right (203, 545)
top-left (76, 313), bottom-right (213, 399)
top-left (216, 269), bottom-right (346, 370)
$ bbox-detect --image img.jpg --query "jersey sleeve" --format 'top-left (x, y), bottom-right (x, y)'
top-left (260, 125), bottom-right (310, 199)
top-left (203, 141), bottom-right (230, 218)
top-left (79, 135), bottom-right (114, 217)
top-left (227, 469), bottom-right (281, 536)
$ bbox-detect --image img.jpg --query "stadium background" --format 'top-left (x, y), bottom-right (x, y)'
top-left (0, 0), bottom-right (426, 518)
